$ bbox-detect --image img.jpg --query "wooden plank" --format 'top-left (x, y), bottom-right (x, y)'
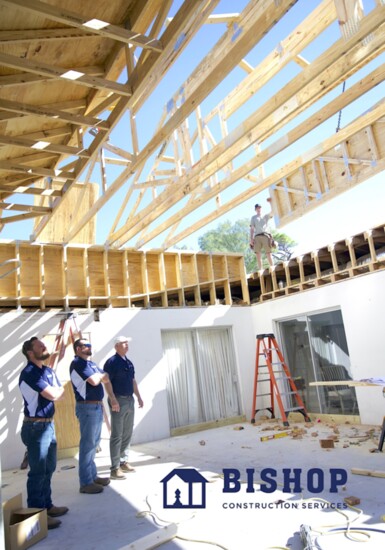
top-left (0, 28), bottom-right (93, 44)
top-left (222, 0), bottom-right (336, 119)
top-left (0, 52), bottom-right (132, 97)
top-left (0, 98), bottom-right (109, 130)
top-left (351, 468), bottom-right (385, 478)
top-left (119, 524), bottom-right (178, 550)
top-left (0, 134), bottom-right (90, 159)
top-left (128, 0), bottom-right (222, 113)
top-left (309, 381), bottom-right (381, 387)
top-left (1, 0), bottom-right (163, 52)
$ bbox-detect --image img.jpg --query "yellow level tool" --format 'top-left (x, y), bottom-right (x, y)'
top-left (260, 431), bottom-right (291, 442)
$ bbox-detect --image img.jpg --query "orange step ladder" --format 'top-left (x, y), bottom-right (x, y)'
top-left (250, 333), bottom-right (311, 426)
top-left (48, 313), bottom-right (82, 370)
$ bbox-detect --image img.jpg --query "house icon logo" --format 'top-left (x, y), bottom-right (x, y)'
top-left (161, 468), bottom-right (208, 509)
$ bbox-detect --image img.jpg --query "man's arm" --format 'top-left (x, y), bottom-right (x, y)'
top-left (102, 375), bottom-right (120, 412)
top-left (87, 372), bottom-right (120, 412)
top-left (41, 385), bottom-right (64, 401)
top-left (249, 219), bottom-right (255, 245)
top-left (133, 379), bottom-right (143, 408)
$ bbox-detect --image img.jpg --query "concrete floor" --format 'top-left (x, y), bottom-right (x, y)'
top-left (2, 419), bottom-right (385, 550)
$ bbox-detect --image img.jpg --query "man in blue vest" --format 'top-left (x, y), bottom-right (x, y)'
top-left (19, 337), bottom-right (68, 530)
top-left (70, 338), bottom-right (119, 494)
top-left (104, 336), bottom-right (143, 480)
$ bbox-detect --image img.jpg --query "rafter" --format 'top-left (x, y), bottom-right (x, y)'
top-left (0, 66), bottom-right (104, 87)
top-left (0, 134), bottom-right (90, 158)
top-left (0, 98), bottom-right (109, 129)
top-left (164, 99), bottom-right (385, 248)
top-left (0, 53), bottom-right (132, 97)
top-left (0, 28), bottom-right (93, 44)
top-left (0, 0), bottom-right (163, 52)
top-left (0, 160), bottom-right (75, 180)
top-left (107, 5), bottom-right (385, 247)
top-left (137, 64), bottom-right (385, 248)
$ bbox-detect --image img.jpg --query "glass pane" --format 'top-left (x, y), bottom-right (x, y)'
top-left (308, 310), bottom-right (358, 415)
top-left (279, 318), bottom-right (321, 413)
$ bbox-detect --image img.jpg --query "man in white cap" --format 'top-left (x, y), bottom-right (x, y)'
top-left (104, 336), bottom-right (143, 480)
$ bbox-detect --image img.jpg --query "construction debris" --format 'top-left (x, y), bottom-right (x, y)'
top-left (344, 496), bottom-right (361, 506)
top-left (351, 468), bottom-right (385, 478)
top-left (320, 439), bottom-right (335, 449)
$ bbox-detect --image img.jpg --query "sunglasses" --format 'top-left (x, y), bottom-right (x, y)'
top-left (82, 343), bottom-right (92, 348)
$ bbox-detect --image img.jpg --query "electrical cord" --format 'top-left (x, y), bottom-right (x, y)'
top-left (136, 494), bottom-right (230, 550)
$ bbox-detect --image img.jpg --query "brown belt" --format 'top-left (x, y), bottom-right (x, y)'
top-left (24, 417), bottom-right (53, 422)
top-left (77, 400), bottom-right (102, 405)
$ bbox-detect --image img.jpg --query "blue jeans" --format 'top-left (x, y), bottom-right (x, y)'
top-left (21, 421), bottom-right (57, 509)
top-left (109, 396), bottom-right (135, 470)
top-left (75, 403), bottom-right (103, 487)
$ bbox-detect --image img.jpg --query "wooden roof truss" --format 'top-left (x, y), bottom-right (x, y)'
top-left (0, 0), bottom-right (384, 248)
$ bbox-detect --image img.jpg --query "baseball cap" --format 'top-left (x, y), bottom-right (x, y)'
top-left (114, 335), bottom-right (132, 344)
top-left (254, 203), bottom-right (262, 208)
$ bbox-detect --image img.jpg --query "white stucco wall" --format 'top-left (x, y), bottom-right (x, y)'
top-left (1, 269), bottom-right (384, 470)
top-left (0, 306), bottom-right (255, 470)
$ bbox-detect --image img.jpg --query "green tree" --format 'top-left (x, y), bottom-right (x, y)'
top-left (198, 218), bottom-right (296, 273)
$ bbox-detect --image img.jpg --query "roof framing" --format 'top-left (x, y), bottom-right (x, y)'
top-left (0, 0), bottom-right (384, 248)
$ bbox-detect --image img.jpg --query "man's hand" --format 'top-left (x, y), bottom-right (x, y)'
top-left (266, 197), bottom-right (272, 203)
top-left (110, 398), bottom-right (120, 412)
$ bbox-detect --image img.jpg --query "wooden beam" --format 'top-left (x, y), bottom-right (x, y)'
top-left (0, 160), bottom-right (75, 181)
top-left (0, 98), bottom-right (109, 130)
top-left (309, 381), bottom-right (381, 387)
top-left (0, 28), bottom-right (93, 44)
top-left (351, 468), bottom-right (385, 478)
top-left (222, 0), bottom-right (337, 119)
top-left (0, 134), bottom-right (90, 159)
top-left (127, 0), bottom-right (222, 113)
top-left (114, 61), bottom-right (385, 248)
top-left (0, 186), bottom-right (62, 197)
top-left (162, 96), bottom-right (385, 248)
top-left (78, 0), bottom-right (299, 246)
top-left (0, 52), bottom-right (132, 97)
top-left (0, 211), bottom-right (48, 224)
top-left (1, 0), bottom-right (163, 52)
top-left (0, 66), bottom-right (104, 87)
top-left (0, 202), bottom-right (52, 213)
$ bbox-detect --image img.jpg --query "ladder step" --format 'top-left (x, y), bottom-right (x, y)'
top-left (251, 333), bottom-right (310, 425)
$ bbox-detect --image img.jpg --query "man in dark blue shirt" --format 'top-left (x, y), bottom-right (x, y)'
top-left (19, 337), bottom-right (68, 530)
top-left (70, 338), bottom-right (119, 494)
top-left (104, 336), bottom-right (143, 480)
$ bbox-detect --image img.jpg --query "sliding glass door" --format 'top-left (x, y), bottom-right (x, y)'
top-left (278, 310), bottom-right (358, 415)
top-left (162, 327), bottom-right (241, 429)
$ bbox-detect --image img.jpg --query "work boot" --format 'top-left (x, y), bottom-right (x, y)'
top-left (79, 483), bottom-right (104, 494)
top-left (120, 462), bottom-right (135, 473)
top-left (94, 476), bottom-right (110, 486)
top-left (47, 505), bottom-right (69, 517)
top-left (111, 467), bottom-right (126, 480)
top-left (47, 517), bottom-right (61, 530)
